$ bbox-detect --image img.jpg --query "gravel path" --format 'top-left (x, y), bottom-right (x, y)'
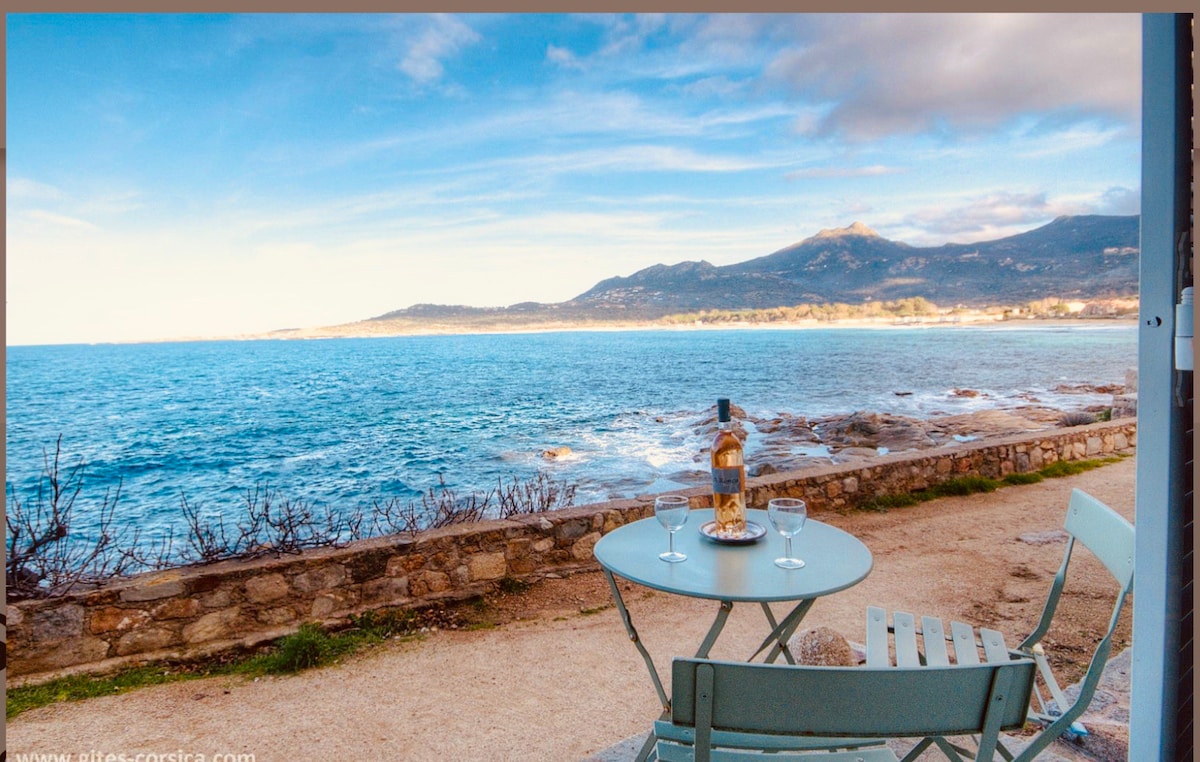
top-left (8, 457), bottom-right (1136, 762)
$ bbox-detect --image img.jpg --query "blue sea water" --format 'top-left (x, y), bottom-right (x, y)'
top-left (5, 326), bottom-right (1136, 544)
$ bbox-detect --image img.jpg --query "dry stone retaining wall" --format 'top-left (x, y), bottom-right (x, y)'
top-left (6, 419), bottom-right (1135, 682)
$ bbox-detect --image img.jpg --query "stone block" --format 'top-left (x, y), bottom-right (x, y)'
top-left (200, 589), bottom-right (233, 609)
top-left (116, 626), bottom-right (178, 656)
top-left (410, 571), bottom-right (451, 597)
top-left (556, 518), bottom-right (589, 541)
top-left (468, 552), bottom-right (507, 581)
top-left (292, 564), bottom-right (346, 593)
top-left (601, 511), bottom-right (625, 533)
top-left (1115, 432), bottom-right (1128, 450)
top-left (824, 480), bottom-right (842, 498)
top-left (17, 636), bottom-right (110, 674)
top-left (362, 575), bottom-right (410, 604)
top-left (571, 532), bottom-right (602, 562)
top-left (7, 605), bottom-right (24, 628)
top-left (120, 572), bottom-right (186, 602)
top-left (387, 555), bottom-right (419, 576)
top-left (841, 476), bottom-right (859, 494)
top-left (532, 538), bottom-right (555, 553)
top-left (1087, 436), bottom-right (1103, 455)
top-left (258, 607), bottom-right (297, 625)
top-left (311, 590), bottom-right (356, 619)
top-left (244, 573), bottom-right (290, 603)
top-left (151, 597), bottom-right (202, 620)
top-left (1029, 448), bottom-right (1045, 469)
top-left (183, 608), bottom-right (240, 644)
top-left (935, 458), bottom-right (953, 475)
top-left (31, 604), bottom-right (85, 642)
top-left (89, 606), bottom-right (151, 635)
top-left (505, 538), bottom-right (533, 560)
top-left (451, 565), bottom-right (471, 586)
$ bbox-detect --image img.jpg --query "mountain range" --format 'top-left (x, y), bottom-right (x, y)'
top-left (370, 214), bottom-right (1139, 325)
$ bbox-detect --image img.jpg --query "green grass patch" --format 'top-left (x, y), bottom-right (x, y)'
top-left (6, 665), bottom-right (204, 719)
top-left (1002, 472), bottom-right (1045, 486)
top-left (498, 577), bottom-right (532, 595)
top-left (1039, 456), bottom-right (1122, 478)
top-left (855, 455), bottom-right (1125, 514)
top-left (7, 608), bottom-right (432, 719)
top-left (579, 605), bottom-right (610, 616)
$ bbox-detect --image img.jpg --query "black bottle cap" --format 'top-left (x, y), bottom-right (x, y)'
top-left (717, 398), bottom-right (731, 422)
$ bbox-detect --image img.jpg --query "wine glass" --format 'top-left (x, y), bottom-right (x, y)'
top-left (768, 497), bottom-right (807, 569)
top-left (655, 495), bottom-right (690, 563)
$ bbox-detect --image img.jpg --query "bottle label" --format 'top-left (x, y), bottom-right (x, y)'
top-left (712, 466), bottom-right (743, 495)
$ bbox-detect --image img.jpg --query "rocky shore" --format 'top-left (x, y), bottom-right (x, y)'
top-left (677, 383), bottom-right (1127, 481)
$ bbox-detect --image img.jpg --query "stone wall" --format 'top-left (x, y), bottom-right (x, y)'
top-left (6, 419), bottom-right (1136, 683)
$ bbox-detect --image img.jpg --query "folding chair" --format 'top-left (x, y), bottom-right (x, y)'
top-left (656, 653), bottom-right (1037, 762)
top-left (864, 488), bottom-right (1134, 760)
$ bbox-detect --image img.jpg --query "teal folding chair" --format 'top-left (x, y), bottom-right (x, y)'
top-left (656, 653), bottom-right (1036, 762)
top-left (863, 488), bottom-right (1134, 760)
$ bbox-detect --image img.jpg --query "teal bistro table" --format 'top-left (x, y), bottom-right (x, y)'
top-left (593, 507), bottom-right (874, 762)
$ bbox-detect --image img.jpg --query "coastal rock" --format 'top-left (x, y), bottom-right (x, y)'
top-left (541, 446), bottom-right (573, 460)
top-left (813, 411), bottom-right (936, 453)
top-left (926, 410), bottom-right (1050, 442)
top-left (788, 626), bottom-right (856, 667)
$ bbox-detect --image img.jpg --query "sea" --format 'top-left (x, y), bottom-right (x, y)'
top-left (5, 325), bottom-right (1136, 548)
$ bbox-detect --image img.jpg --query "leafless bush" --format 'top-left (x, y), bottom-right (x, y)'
top-left (5, 436), bottom-right (163, 600)
top-left (496, 472), bottom-right (577, 517)
top-left (178, 487), bottom-right (367, 563)
top-left (370, 476), bottom-right (497, 536)
top-left (8, 435), bottom-right (578, 600)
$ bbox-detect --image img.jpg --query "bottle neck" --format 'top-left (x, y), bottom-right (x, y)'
top-left (718, 419), bottom-right (732, 432)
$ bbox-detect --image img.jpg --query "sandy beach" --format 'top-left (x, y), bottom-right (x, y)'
top-left (7, 455), bottom-right (1135, 762)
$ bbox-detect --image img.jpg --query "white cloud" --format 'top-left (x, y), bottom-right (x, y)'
top-left (786, 165), bottom-right (903, 180)
top-left (7, 176), bottom-right (66, 202)
top-left (398, 14), bottom-right (481, 84)
top-left (766, 14), bottom-right (1140, 140)
top-left (21, 209), bottom-right (100, 231)
top-left (546, 44), bottom-right (583, 69)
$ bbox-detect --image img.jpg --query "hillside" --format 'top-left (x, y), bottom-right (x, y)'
top-left (363, 214), bottom-right (1139, 328)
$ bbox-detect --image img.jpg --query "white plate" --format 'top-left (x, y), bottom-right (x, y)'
top-left (699, 519), bottom-right (767, 545)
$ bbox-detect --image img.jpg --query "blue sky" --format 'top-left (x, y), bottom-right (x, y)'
top-left (6, 13), bottom-right (1141, 345)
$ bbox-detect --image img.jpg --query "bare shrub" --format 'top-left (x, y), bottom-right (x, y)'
top-left (496, 472), bottom-right (577, 517)
top-left (178, 486), bottom-right (367, 563)
top-left (7, 435), bottom-right (577, 600)
top-left (5, 437), bottom-right (160, 600)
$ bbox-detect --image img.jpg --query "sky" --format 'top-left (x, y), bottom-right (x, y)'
top-left (6, 13), bottom-right (1142, 346)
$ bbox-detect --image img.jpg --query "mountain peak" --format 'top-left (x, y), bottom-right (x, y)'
top-left (810, 221), bottom-right (880, 240)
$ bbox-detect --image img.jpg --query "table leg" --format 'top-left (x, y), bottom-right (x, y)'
top-left (750, 598), bottom-right (815, 663)
top-left (604, 570), bottom-right (671, 713)
top-left (759, 602), bottom-right (797, 664)
top-left (694, 600), bottom-right (733, 658)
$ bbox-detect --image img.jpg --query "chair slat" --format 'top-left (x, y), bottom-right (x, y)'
top-left (980, 628), bottom-right (1010, 664)
top-left (893, 612), bottom-right (920, 667)
top-left (866, 606), bottom-right (890, 667)
top-left (950, 621), bottom-right (979, 665)
top-left (920, 616), bottom-right (950, 666)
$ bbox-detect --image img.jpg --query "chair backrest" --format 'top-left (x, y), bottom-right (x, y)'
top-left (671, 656), bottom-right (1036, 740)
top-left (1020, 488), bottom-right (1134, 653)
top-left (1063, 488), bottom-right (1135, 590)
top-left (1007, 489), bottom-right (1133, 761)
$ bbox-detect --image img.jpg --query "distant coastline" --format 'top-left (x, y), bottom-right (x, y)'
top-left (243, 313), bottom-right (1138, 344)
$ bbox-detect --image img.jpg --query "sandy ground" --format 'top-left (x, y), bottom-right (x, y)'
top-left (7, 457), bottom-right (1135, 762)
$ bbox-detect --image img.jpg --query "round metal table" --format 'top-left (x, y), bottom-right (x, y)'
top-left (593, 507), bottom-right (873, 762)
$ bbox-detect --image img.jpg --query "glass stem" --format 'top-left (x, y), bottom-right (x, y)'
top-left (669, 530), bottom-right (675, 555)
top-left (785, 536), bottom-right (792, 559)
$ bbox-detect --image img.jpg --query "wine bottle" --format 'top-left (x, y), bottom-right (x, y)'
top-left (711, 398), bottom-right (747, 538)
